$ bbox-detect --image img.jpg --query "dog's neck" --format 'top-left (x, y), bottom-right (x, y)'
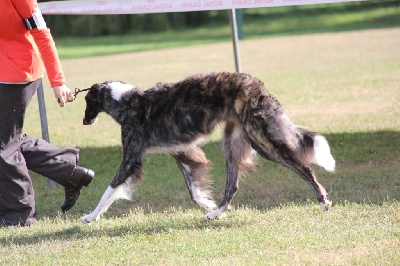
top-left (100, 87), bottom-right (144, 125)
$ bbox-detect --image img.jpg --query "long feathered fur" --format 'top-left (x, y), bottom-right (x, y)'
top-left (80, 72), bottom-right (335, 222)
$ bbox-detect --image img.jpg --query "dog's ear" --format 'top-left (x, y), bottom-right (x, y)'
top-left (87, 83), bottom-right (104, 103)
top-left (91, 87), bottom-right (99, 102)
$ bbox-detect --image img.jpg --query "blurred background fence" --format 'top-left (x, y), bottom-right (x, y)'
top-left (42, 0), bottom-right (398, 37)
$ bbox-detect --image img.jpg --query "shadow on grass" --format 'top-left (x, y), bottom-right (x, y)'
top-left (1, 130), bottom-right (398, 245)
top-left (0, 212), bottom-right (244, 246)
top-left (31, 130), bottom-right (399, 217)
top-left (70, 130), bottom-right (400, 215)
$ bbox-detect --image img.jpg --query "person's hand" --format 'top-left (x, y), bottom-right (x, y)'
top-left (52, 84), bottom-right (75, 107)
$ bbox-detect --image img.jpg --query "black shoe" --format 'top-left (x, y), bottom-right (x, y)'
top-left (61, 166), bottom-right (94, 213)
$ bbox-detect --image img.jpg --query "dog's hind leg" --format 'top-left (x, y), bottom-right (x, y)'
top-left (242, 95), bottom-right (333, 210)
top-left (250, 139), bottom-right (332, 210)
top-left (172, 148), bottom-right (217, 212)
top-left (205, 122), bottom-right (255, 220)
top-left (285, 160), bottom-right (331, 210)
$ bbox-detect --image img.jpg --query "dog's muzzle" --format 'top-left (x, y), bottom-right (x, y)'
top-left (83, 117), bottom-right (98, 125)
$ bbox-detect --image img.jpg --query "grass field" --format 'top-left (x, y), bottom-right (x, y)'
top-left (53, 2), bottom-right (400, 59)
top-left (1, 25), bottom-right (399, 265)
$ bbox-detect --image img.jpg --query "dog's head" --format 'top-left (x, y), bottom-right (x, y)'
top-left (83, 83), bottom-right (104, 125)
top-left (83, 81), bottom-right (138, 125)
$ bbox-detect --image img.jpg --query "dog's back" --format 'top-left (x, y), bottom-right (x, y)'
top-left (132, 72), bottom-right (268, 147)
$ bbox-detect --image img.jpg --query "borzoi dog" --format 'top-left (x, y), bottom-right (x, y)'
top-left (80, 72), bottom-right (335, 223)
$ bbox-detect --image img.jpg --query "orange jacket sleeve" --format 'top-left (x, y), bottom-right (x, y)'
top-left (30, 27), bottom-right (66, 87)
top-left (0, 0), bottom-right (65, 87)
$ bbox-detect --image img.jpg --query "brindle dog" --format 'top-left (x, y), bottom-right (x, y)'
top-left (80, 72), bottom-right (335, 223)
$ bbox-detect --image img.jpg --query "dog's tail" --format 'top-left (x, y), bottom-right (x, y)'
top-left (298, 129), bottom-right (336, 172)
top-left (239, 90), bottom-right (335, 172)
top-left (311, 134), bottom-right (335, 172)
top-left (243, 100), bottom-right (335, 172)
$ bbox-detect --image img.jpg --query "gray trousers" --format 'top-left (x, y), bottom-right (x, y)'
top-left (0, 79), bottom-right (79, 226)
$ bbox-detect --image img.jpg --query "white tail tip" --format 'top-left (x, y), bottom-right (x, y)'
top-left (313, 135), bottom-right (335, 172)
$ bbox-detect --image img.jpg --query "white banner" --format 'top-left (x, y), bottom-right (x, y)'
top-left (39, 0), bottom-right (367, 15)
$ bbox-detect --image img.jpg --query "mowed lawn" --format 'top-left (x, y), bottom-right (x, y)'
top-left (1, 28), bottom-right (399, 265)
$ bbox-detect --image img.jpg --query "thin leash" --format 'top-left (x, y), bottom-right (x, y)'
top-left (73, 88), bottom-right (90, 97)
top-left (57, 88), bottom-right (89, 103)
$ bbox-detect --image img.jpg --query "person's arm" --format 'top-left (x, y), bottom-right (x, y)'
top-left (11, 0), bottom-right (74, 106)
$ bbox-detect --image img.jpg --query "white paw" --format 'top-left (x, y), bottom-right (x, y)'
top-left (204, 208), bottom-right (227, 220)
top-left (320, 200), bottom-right (332, 211)
top-left (80, 212), bottom-right (100, 223)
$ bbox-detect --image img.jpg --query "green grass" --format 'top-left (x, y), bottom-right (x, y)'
top-left (54, 3), bottom-right (400, 59)
top-left (1, 203), bottom-right (399, 265)
top-left (1, 26), bottom-right (400, 265)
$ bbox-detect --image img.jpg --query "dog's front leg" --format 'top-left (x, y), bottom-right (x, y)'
top-left (80, 159), bottom-right (142, 223)
top-left (205, 157), bottom-right (240, 220)
top-left (81, 132), bottom-right (145, 223)
top-left (205, 123), bottom-right (245, 220)
top-left (80, 163), bottom-right (141, 223)
top-left (80, 185), bottom-right (126, 223)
